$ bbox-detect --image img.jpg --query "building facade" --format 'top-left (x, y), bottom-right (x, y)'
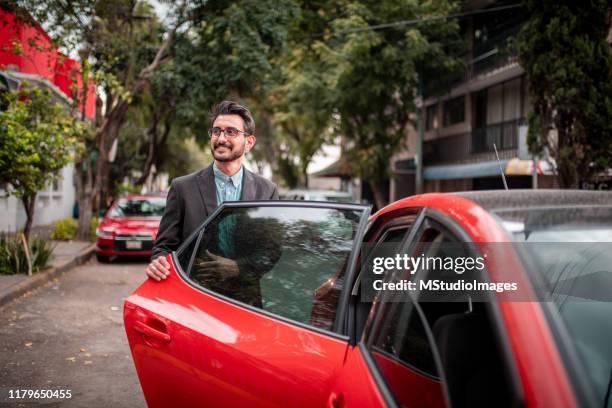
top-left (391, 1), bottom-right (557, 201)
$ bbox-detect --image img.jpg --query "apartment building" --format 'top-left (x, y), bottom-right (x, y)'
top-left (391, 1), bottom-right (556, 200)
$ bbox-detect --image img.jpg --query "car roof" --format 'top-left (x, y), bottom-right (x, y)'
top-left (454, 189), bottom-right (612, 212)
top-left (118, 194), bottom-right (166, 200)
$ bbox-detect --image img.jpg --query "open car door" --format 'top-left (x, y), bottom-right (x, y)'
top-left (124, 201), bottom-right (370, 408)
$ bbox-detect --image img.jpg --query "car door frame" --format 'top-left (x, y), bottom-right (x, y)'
top-left (172, 200), bottom-right (372, 338)
top-left (126, 200), bottom-right (374, 407)
top-left (344, 206), bottom-right (524, 408)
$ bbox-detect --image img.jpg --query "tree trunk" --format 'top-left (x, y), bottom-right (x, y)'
top-left (20, 193), bottom-right (36, 276)
top-left (20, 233), bottom-right (32, 276)
top-left (74, 100), bottom-right (129, 240)
top-left (21, 193), bottom-right (36, 242)
top-left (71, 30), bottom-right (174, 240)
top-left (135, 113), bottom-right (172, 186)
top-left (75, 157), bottom-right (94, 240)
top-left (301, 165), bottom-right (309, 189)
top-left (369, 181), bottom-right (387, 212)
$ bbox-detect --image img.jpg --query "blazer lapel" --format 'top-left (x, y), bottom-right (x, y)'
top-left (241, 168), bottom-right (256, 201)
top-left (196, 164), bottom-right (217, 215)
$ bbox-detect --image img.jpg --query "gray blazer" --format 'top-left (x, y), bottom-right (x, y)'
top-left (152, 164), bottom-right (278, 260)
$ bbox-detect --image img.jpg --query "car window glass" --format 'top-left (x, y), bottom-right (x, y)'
top-left (110, 198), bottom-right (165, 217)
top-left (370, 299), bottom-right (439, 376)
top-left (185, 206), bottom-right (365, 332)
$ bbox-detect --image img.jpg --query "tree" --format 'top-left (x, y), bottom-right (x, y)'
top-left (13, 0), bottom-right (298, 239)
top-left (0, 86), bottom-right (83, 242)
top-left (249, 1), bottom-right (343, 189)
top-left (316, 0), bottom-right (464, 209)
top-left (517, 0), bottom-right (612, 188)
top-left (269, 14), bottom-right (337, 188)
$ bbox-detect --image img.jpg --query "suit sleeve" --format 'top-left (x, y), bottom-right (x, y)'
top-left (269, 183), bottom-right (279, 200)
top-left (151, 181), bottom-right (183, 260)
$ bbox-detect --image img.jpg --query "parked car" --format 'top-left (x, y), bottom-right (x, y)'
top-left (95, 195), bottom-right (166, 262)
top-left (123, 190), bottom-right (611, 408)
top-left (280, 189), bottom-right (355, 203)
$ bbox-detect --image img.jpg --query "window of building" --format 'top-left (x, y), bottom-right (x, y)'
top-left (443, 96), bottom-right (465, 126)
top-left (182, 205), bottom-right (365, 332)
top-left (425, 104), bottom-right (437, 131)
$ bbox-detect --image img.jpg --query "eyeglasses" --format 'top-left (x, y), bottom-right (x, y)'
top-left (208, 126), bottom-right (249, 139)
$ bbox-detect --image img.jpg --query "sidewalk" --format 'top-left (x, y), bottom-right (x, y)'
top-left (0, 240), bottom-right (95, 308)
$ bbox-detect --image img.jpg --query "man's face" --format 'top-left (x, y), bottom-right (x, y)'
top-left (210, 114), bottom-right (255, 163)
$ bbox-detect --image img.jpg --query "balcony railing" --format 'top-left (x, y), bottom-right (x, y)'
top-left (423, 25), bottom-right (521, 99)
top-left (424, 119), bottom-right (524, 165)
top-left (472, 119), bottom-right (522, 153)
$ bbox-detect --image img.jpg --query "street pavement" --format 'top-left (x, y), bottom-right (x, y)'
top-left (0, 258), bottom-right (149, 407)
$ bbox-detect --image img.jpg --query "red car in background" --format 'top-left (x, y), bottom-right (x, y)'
top-left (95, 194), bottom-right (166, 262)
top-left (123, 190), bottom-right (611, 408)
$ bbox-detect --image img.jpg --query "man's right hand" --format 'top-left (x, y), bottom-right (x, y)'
top-left (146, 256), bottom-right (170, 281)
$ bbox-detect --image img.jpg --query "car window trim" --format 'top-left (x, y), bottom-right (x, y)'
top-left (350, 225), bottom-right (412, 297)
top-left (171, 200), bottom-right (371, 341)
top-left (332, 202), bottom-right (371, 334)
top-left (358, 208), bottom-right (427, 343)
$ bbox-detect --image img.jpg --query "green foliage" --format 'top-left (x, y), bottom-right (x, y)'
top-left (115, 183), bottom-right (142, 196)
top-left (0, 234), bottom-right (54, 275)
top-left (0, 85), bottom-right (85, 238)
top-left (50, 218), bottom-right (78, 241)
top-left (517, 0), bottom-right (612, 187)
top-left (273, 0), bottom-right (463, 206)
top-left (90, 216), bottom-right (99, 242)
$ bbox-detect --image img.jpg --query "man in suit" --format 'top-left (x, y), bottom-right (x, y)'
top-left (146, 100), bottom-right (278, 281)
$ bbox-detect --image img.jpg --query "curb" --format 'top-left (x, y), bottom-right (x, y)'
top-left (0, 244), bottom-right (96, 308)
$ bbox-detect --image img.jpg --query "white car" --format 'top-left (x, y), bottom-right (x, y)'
top-left (279, 189), bottom-right (355, 203)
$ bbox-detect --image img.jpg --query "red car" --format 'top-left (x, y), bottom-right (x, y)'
top-left (123, 190), bottom-right (611, 407)
top-left (95, 194), bottom-right (166, 262)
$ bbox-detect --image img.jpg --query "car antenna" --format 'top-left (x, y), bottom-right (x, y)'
top-left (493, 143), bottom-right (509, 190)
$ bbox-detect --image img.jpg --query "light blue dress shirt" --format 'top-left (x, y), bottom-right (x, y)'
top-left (212, 163), bottom-right (243, 257)
top-left (213, 162), bottom-right (244, 205)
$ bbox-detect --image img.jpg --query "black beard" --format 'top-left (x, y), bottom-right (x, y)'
top-left (211, 142), bottom-right (245, 162)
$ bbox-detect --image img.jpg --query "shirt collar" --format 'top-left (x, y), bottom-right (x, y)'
top-left (213, 162), bottom-right (243, 187)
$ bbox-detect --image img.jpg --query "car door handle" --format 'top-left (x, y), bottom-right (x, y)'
top-left (134, 320), bottom-right (171, 344)
top-left (327, 392), bottom-right (344, 408)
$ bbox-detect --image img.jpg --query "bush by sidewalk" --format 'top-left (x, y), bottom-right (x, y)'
top-left (0, 234), bottom-right (55, 275)
top-left (50, 218), bottom-right (78, 240)
top-left (90, 216), bottom-right (99, 241)
top-left (51, 217), bottom-right (99, 242)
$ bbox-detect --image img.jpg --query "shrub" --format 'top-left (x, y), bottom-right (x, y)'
top-left (90, 216), bottom-right (99, 241)
top-left (50, 218), bottom-right (78, 241)
top-left (0, 234), bottom-right (55, 275)
top-left (30, 235), bottom-right (54, 271)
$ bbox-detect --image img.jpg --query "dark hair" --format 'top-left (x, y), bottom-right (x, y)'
top-left (210, 100), bottom-right (255, 135)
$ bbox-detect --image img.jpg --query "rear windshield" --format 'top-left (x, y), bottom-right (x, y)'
top-left (497, 206), bottom-right (612, 406)
top-left (110, 198), bottom-right (166, 217)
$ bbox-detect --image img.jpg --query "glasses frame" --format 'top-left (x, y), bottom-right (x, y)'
top-left (208, 126), bottom-right (251, 139)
